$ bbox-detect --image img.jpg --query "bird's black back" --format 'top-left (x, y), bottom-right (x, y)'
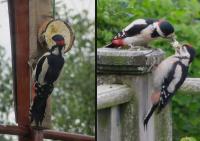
top-left (117, 18), bottom-right (158, 38)
top-left (44, 54), bottom-right (64, 84)
top-left (145, 19), bottom-right (158, 24)
top-left (125, 24), bottom-right (149, 37)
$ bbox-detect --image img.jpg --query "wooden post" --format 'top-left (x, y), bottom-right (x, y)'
top-left (29, 0), bottom-right (52, 63)
top-left (97, 47), bottom-right (172, 141)
top-left (30, 130), bottom-right (43, 141)
top-left (8, 0), bottom-right (30, 125)
top-left (29, 0), bottom-right (52, 128)
top-left (8, 0), bottom-right (31, 140)
top-left (8, 0), bottom-right (52, 139)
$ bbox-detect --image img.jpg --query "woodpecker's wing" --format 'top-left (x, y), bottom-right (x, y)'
top-left (113, 19), bottom-right (147, 39)
top-left (157, 61), bottom-right (188, 112)
top-left (116, 19), bottom-right (157, 39)
top-left (44, 55), bottom-right (64, 84)
top-left (33, 52), bottom-right (50, 82)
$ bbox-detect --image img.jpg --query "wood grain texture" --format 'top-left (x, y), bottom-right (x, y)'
top-left (0, 125), bottom-right (28, 136)
top-left (43, 130), bottom-right (95, 141)
top-left (29, 0), bottom-right (52, 66)
top-left (8, 0), bottom-right (31, 140)
top-left (29, 0), bottom-right (52, 129)
top-left (0, 125), bottom-right (95, 141)
top-left (180, 78), bottom-right (200, 94)
top-left (10, 0), bottom-right (30, 127)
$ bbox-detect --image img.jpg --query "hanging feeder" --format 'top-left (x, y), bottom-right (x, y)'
top-left (38, 19), bottom-right (75, 53)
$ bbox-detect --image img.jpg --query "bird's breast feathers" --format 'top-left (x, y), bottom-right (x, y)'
top-left (153, 56), bottom-right (179, 89)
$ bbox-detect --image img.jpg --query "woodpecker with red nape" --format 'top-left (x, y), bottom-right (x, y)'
top-left (106, 18), bottom-right (175, 48)
top-left (30, 34), bottom-right (65, 126)
top-left (143, 44), bottom-right (196, 129)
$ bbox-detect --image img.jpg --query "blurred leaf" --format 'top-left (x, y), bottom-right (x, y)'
top-left (180, 137), bottom-right (197, 141)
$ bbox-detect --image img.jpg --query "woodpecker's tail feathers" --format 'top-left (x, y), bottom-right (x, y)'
top-left (30, 95), bottom-right (48, 126)
top-left (30, 83), bottom-right (54, 126)
top-left (143, 104), bottom-right (158, 130)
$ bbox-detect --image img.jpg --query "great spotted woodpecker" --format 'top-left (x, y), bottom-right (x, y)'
top-left (143, 44), bottom-right (196, 128)
top-left (30, 34), bottom-right (65, 126)
top-left (106, 18), bottom-right (174, 48)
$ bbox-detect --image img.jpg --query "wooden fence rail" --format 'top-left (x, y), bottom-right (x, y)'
top-left (180, 78), bottom-right (200, 94)
top-left (0, 125), bottom-right (94, 141)
top-left (97, 47), bottom-right (200, 141)
top-left (97, 78), bottom-right (200, 110)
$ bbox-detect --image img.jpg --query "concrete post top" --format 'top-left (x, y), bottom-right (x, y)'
top-left (97, 47), bottom-right (165, 75)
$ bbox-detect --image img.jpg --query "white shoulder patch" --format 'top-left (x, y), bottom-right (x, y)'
top-left (124, 19), bottom-right (146, 31)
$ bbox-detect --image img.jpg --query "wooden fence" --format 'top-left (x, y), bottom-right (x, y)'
top-left (97, 47), bottom-right (200, 141)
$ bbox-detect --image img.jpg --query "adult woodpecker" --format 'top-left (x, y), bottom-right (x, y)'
top-left (30, 34), bottom-right (65, 126)
top-left (143, 44), bottom-right (196, 128)
top-left (106, 18), bottom-right (174, 48)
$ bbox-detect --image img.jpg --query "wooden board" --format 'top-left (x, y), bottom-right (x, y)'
top-left (29, 0), bottom-right (52, 129)
top-left (8, 0), bottom-right (30, 126)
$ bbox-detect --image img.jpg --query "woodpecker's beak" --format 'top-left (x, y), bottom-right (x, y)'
top-left (166, 33), bottom-right (175, 41)
top-left (170, 34), bottom-right (182, 52)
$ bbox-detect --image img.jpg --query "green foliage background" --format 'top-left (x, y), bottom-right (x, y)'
top-left (0, 0), bottom-right (95, 140)
top-left (52, 1), bottom-right (95, 135)
top-left (97, 0), bottom-right (200, 140)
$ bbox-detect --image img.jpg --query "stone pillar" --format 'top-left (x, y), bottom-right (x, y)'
top-left (97, 48), bottom-right (172, 141)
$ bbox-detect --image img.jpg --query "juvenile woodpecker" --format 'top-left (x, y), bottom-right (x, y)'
top-left (106, 18), bottom-right (174, 48)
top-left (30, 34), bottom-right (65, 126)
top-left (143, 44), bottom-right (196, 128)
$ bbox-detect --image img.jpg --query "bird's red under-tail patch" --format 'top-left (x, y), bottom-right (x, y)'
top-left (151, 91), bottom-right (160, 104)
top-left (112, 38), bottom-right (124, 46)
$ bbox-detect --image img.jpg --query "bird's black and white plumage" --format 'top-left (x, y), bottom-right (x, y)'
top-left (143, 44), bottom-right (196, 128)
top-left (30, 34), bottom-right (65, 126)
top-left (106, 18), bottom-right (174, 48)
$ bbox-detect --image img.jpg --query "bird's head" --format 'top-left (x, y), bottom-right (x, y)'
top-left (51, 34), bottom-right (65, 55)
top-left (156, 20), bottom-right (174, 38)
top-left (52, 34), bottom-right (65, 47)
top-left (179, 44), bottom-right (196, 64)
